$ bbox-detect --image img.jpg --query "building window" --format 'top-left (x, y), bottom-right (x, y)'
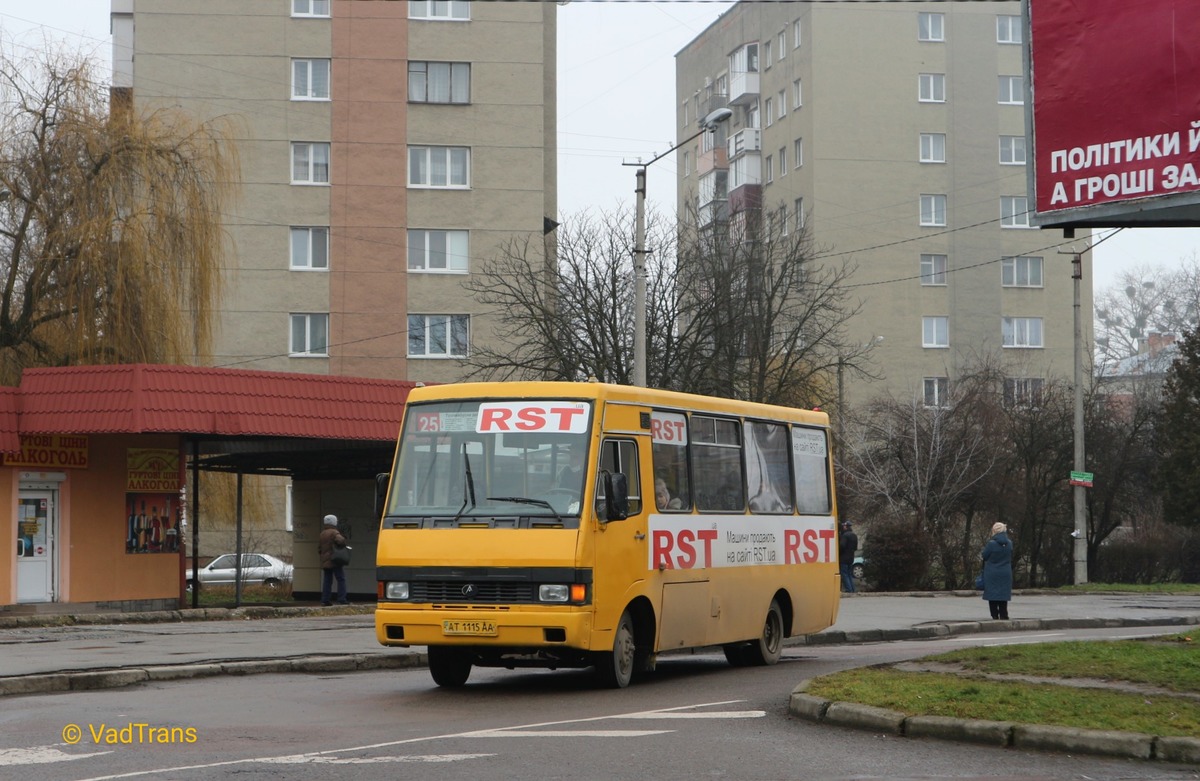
top-left (290, 227), bottom-right (329, 270)
top-left (290, 313), bottom-right (328, 356)
top-left (292, 0), bottom-right (330, 16)
top-left (1002, 256), bottom-right (1044, 287)
top-left (794, 198), bottom-right (804, 231)
top-left (292, 59), bottom-right (330, 100)
top-left (793, 79), bottom-right (802, 109)
top-left (793, 19), bottom-right (802, 48)
top-left (1001, 196), bottom-right (1030, 228)
top-left (765, 98), bottom-right (774, 127)
top-left (920, 253), bottom-right (947, 285)
top-left (765, 155), bottom-right (774, 183)
top-left (923, 377), bottom-right (949, 407)
top-left (763, 39), bottom-right (772, 69)
top-left (1003, 316), bottom-right (1041, 347)
top-left (408, 314), bottom-right (469, 358)
top-left (919, 73), bottom-right (945, 103)
top-left (999, 76), bottom-right (1024, 105)
top-left (777, 89), bottom-right (787, 118)
top-left (920, 133), bottom-right (946, 163)
top-left (918, 12), bottom-right (944, 41)
top-left (291, 142), bottom-right (330, 184)
top-left (1003, 317), bottom-right (1043, 348)
top-left (793, 137), bottom-right (803, 168)
top-left (747, 102), bottom-right (759, 129)
top-left (408, 229), bottom-right (469, 272)
top-left (1004, 378), bottom-right (1044, 407)
top-left (920, 194), bottom-right (947, 226)
top-left (682, 150), bottom-right (691, 177)
top-left (409, 145), bottom-right (470, 188)
top-left (408, 62), bottom-right (470, 104)
top-left (778, 147), bottom-right (787, 177)
top-left (409, 0), bottom-right (469, 20)
top-left (777, 30), bottom-right (786, 60)
top-left (999, 135), bottom-right (1026, 165)
top-left (997, 15), bottom-right (1022, 44)
top-left (923, 316), bottom-right (949, 348)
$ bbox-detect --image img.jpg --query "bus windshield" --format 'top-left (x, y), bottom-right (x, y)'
top-left (386, 398), bottom-right (593, 523)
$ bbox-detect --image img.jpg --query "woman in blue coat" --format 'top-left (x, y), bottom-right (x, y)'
top-left (981, 522), bottom-right (1013, 620)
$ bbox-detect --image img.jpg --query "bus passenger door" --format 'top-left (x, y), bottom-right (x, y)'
top-left (590, 433), bottom-right (648, 647)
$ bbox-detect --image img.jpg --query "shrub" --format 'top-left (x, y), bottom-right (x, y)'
top-left (861, 516), bottom-right (932, 592)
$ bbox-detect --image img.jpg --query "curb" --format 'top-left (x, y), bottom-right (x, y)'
top-left (0, 653), bottom-right (424, 698)
top-left (789, 681), bottom-right (1200, 765)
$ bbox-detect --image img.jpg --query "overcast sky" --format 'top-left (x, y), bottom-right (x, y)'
top-left (3, 0), bottom-right (1199, 294)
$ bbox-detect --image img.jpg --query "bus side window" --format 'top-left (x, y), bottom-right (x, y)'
top-left (596, 438), bottom-right (641, 516)
top-left (692, 415), bottom-right (745, 512)
top-left (792, 426), bottom-right (832, 514)
top-left (651, 410), bottom-right (690, 511)
top-left (746, 421), bottom-right (793, 513)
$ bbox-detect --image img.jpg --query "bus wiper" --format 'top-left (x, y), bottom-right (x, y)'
top-left (487, 496), bottom-right (563, 524)
top-left (451, 447), bottom-right (477, 524)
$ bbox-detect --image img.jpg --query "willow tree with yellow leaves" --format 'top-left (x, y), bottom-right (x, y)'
top-left (0, 47), bottom-right (238, 385)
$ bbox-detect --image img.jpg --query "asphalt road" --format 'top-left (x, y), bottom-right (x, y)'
top-left (2, 625), bottom-right (1191, 781)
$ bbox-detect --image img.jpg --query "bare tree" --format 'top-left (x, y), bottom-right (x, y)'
top-left (0, 46), bottom-right (238, 383)
top-left (840, 371), bottom-right (999, 588)
top-left (1095, 258), bottom-right (1200, 365)
top-left (677, 205), bottom-right (868, 407)
top-left (463, 205), bottom-right (868, 406)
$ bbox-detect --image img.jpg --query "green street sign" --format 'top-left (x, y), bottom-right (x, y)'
top-left (1070, 471), bottom-right (1094, 486)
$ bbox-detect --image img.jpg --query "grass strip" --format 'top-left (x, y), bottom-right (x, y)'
top-left (806, 668), bottom-right (1200, 737)
top-left (923, 635), bottom-right (1200, 693)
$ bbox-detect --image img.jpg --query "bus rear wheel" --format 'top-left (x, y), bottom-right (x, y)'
top-left (428, 646), bottom-right (472, 688)
top-left (745, 599), bottom-right (784, 666)
top-left (594, 609), bottom-right (636, 688)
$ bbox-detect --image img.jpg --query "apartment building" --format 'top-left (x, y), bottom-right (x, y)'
top-left (675, 1), bottom-right (1091, 407)
top-left (110, 0), bottom-right (557, 383)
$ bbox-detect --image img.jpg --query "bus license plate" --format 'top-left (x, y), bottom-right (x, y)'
top-left (442, 620), bottom-right (497, 636)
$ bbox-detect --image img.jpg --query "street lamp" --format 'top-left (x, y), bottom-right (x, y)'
top-left (625, 107), bottom-right (733, 387)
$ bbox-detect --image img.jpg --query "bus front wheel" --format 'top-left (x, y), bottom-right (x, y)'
top-left (595, 609), bottom-right (636, 688)
top-left (428, 646), bottom-right (472, 688)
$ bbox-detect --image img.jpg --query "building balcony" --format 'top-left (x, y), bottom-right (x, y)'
top-left (728, 71), bottom-right (759, 106)
top-left (728, 127), bottom-right (761, 158)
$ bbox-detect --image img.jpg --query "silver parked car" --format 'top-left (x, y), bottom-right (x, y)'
top-left (186, 553), bottom-right (293, 590)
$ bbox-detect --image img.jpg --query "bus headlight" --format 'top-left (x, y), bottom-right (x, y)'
top-left (384, 582), bottom-right (410, 600)
top-left (539, 584), bottom-right (587, 603)
top-left (539, 584), bottom-right (569, 602)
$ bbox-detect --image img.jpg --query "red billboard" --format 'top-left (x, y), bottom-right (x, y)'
top-left (1028, 0), bottom-right (1200, 226)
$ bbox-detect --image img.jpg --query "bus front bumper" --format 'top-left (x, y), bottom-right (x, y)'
top-left (375, 604), bottom-right (595, 650)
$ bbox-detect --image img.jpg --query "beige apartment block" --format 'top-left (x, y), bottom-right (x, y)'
top-left (111, 0), bottom-right (557, 384)
top-left (675, 1), bottom-right (1091, 408)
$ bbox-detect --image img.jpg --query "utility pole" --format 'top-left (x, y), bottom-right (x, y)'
top-left (1065, 246), bottom-right (1089, 584)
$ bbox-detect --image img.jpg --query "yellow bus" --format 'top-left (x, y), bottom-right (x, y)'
top-left (374, 381), bottom-right (841, 688)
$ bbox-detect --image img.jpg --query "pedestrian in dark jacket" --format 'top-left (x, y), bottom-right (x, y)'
top-left (839, 521), bottom-right (858, 593)
top-left (981, 522), bottom-right (1013, 619)
top-left (318, 514), bottom-right (348, 606)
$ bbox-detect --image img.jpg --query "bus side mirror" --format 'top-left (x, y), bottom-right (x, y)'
top-left (374, 473), bottom-right (389, 520)
top-left (604, 472), bottom-right (629, 522)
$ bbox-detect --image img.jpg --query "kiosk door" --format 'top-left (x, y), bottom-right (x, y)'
top-left (16, 491), bottom-right (56, 603)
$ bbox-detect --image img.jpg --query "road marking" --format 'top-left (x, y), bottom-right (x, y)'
top-left (472, 730), bottom-right (671, 737)
top-left (70, 699), bottom-right (755, 781)
top-left (622, 710), bottom-right (764, 719)
top-left (259, 753), bottom-right (495, 764)
top-left (0, 745), bottom-right (112, 765)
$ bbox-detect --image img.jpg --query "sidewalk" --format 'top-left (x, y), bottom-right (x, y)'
top-left (2, 591), bottom-right (1198, 762)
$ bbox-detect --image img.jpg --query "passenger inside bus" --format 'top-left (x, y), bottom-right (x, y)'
top-left (654, 477), bottom-right (682, 510)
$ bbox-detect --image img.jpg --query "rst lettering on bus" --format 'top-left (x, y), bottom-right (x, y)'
top-left (374, 381), bottom-right (840, 688)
